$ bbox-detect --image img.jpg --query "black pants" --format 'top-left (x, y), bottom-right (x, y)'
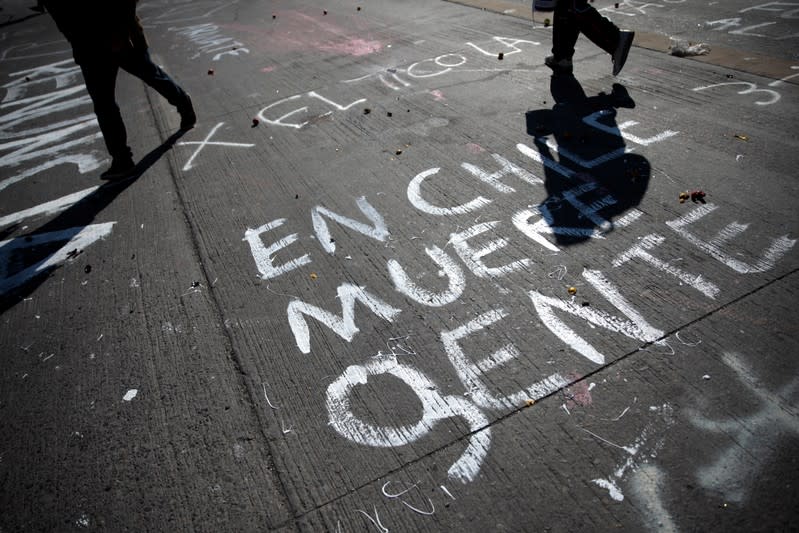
top-left (552, 0), bottom-right (620, 60)
top-left (80, 48), bottom-right (190, 162)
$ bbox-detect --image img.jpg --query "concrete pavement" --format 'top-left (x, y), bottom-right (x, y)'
top-left (1, 0), bottom-right (797, 531)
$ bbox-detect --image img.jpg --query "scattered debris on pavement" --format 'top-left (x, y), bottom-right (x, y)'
top-left (670, 39), bottom-right (710, 57)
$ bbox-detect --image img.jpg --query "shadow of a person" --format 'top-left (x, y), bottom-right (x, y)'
top-left (524, 75), bottom-right (650, 249)
top-left (0, 129), bottom-right (185, 314)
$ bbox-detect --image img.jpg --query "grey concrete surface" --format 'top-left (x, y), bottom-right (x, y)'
top-left (1, 0), bottom-right (797, 531)
top-left (481, 0), bottom-right (799, 62)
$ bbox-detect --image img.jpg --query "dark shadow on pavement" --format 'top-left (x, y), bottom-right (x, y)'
top-left (525, 75), bottom-right (649, 249)
top-left (0, 10), bottom-right (44, 28)
top-left (0, 129), bottom-right (186, 314)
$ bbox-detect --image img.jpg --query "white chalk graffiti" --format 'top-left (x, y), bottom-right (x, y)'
top-left (287, 284), bottom-right (401, 354)
top-left (0, 59), bottom-right (104, 190)
top-left (441, 309), bottom-right (569, 409)
top-left (239, 30), bottom-right (797, 488)
top-left (465, 37), bottom-right (540, 57)
top-left (407, 167), bottom-right (492, 216)
top-left (590, 403), bottom-right (675, 502)
top-left (599, 0), bottom-right (668, 17)
top-left (613, 234), bottom-right (721, 299)
top-left (326, 355), bottom-right (491, 483)
top-left (0, 56), bottom-right (116, 295)
top-left (0, 40), bottom-right (71, 62)
top-left (407, 54), bottom-right (468, 79)
top-left (0, 185), bottom-right (99, 229)
top-left (247, 101), bottom-right (793, 366)
top-left (0, 223), bottom-right (116, 295)
top-left (707, 2), bottom-right (799, 40)
top-left (312, 196), bottom-right (390, 254)
top-left (530, 270), bottom-right (664, 365)
top-left (170, 23), bottom-right (250, 61)
top-left (447, 221), bottom-right (532, 278)
top-left (686, 352), bottom-right (799, 503)
top-left (261, 35), bottom-right (540, 126)
top-left (512, 181), bottom-right (642, 252)
top-left (267, 150), bottom-right (792, 482)
top-left (388, 246), bottom-right (466, 307)
top-left (243, 218), bottom-right (312, 280)
top-left (244, 196), bottom-right (389, 282)
top-left (767, 65), bottom-right (799, 86)
top-left (666, 203), bottom-right (796, 274)
top-left (692, 81), bottom-right (781, 106)
top-left (343, 35), bottom-right (540, 91)
top-left (582, 110), bottom-right (679, 146)
top-left (629, 465), bottom-right (679, 533)
top-left (141, 0), bottom-right (242, 26)
top-left (178, 122), bottom-right (254, 171)
top-left (257, 91), bottom-right (366, 129)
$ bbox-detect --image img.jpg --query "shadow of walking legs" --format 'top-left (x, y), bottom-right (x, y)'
top-left (0, 129), bottom-right (186, 313)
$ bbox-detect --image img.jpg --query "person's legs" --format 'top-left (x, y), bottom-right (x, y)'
top-left (119, 48), bottom-right (196, 129)
top-left (548, 0), bottom-right (633, 76)
top-left (552, 0), bottom-right (580, 60)
top-left (80, 59), bottom-right (134, 165)
top-left (571, 0), bottom-right (620, 55)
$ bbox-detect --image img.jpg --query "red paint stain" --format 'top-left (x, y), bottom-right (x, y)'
top-left (565, 373), bottom-right (593, 408)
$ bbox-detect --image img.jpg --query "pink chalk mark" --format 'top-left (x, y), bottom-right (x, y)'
top-left (565, 373), bottom-right (593, 408)
top-left (466, 143), bottom-right (485, 154)
top-left (222, 14), bottom-right (382, 58)
top-left (261, 66), bottom-right (277, 73)
top-left (319, 38), bottom-right (383, 57)
top-left (430, 89), bottom-right (446, 102)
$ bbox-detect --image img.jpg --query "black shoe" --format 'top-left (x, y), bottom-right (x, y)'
top-left (545, 55), bottom-right (573, 74)
top-left (178, 95), bottom-right (196, 130)
top-left (612, 31), bottom-right (635, 76)
top-left (101, 158), bottom-right (136, 180)
top-left (610, 83), bottom-right (635, 108)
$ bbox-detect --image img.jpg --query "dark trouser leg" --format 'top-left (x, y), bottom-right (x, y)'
top-left (118, 47), bottom-right (190, 109)
top-left (552, 0), bottom-right (580, 60)
top-left (572, 0), bottom-right (620, 55)
top-left (80, 60), bottom-right (132, 162)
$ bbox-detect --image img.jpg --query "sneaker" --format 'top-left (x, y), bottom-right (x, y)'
top-left (612, 31), bottom-right (635, 76)
top-left (545, 55), bottom-right (573, 74)
top-left (101, 158), bottom-right (136, 180)
top-left (177, 95), bottom-right (196, 130)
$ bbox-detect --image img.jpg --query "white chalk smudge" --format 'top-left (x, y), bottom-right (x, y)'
top-left (122, 389), bottom-right (138, 401)
top-left (592, 478), bottom-right (624, 501)
top-left (629, 464), bottom-right (679, 533)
